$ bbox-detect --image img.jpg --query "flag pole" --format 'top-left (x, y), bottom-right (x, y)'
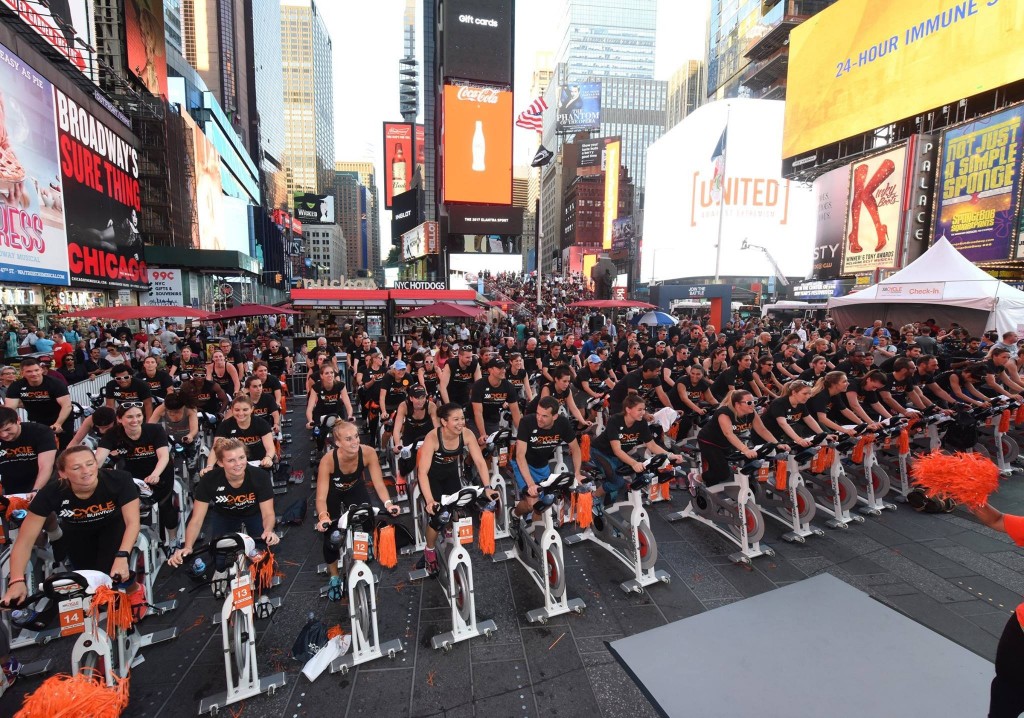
top-left (713, 103), bottom-right (730, 284)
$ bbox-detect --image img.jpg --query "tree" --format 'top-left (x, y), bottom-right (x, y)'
top-left (385, 244), bottom-right (402, 265)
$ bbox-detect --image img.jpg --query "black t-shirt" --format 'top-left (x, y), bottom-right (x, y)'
top-left (31, 468), bottom-right (136, 532)
top-left (216, 416), bottom-right (273, 461)
top-left (765, 398), bottom-right (808, 441)
top-left (539, 351), bottom-right (570, 384)
top-left (105, 377), bottom-right (154, 407)
top-left (677, 378), bottom-right (711, 413)
top-left (381, 373), bottom-right (414, 410)
top-left (195, 465), bottom-right (273, 517)
top-left (849, 377), bottom-right (881, 412)
top-left (807, 390), bottom-right (851, 424)
top-left (260, 374), bottom-right (283, 399)
top-left (174, 354), bottom-right (205, 375)
top-left (609, 369), bottom-right (659, 407)
top-left (137, 371), bottom-right (174, 399)
top-left (592, 414), bottom-right (653, 456)
top-left (506, 368), bottom-right (528, 400)
top-left (662, 356), bottom-right (690, 384)
top-left (264, 347), bottom-right (290, 375)
top-left (884, 372), bottom-right (917, 403)
top-left (0, 422), bottom-right (58, 494)
top-left (313, 380), bottom-right (346, 418)
top-left (446, 358), bottom-right (479, 405)
top-left (99, 423), bottom-right (170, 480)
top-left (575, 365), bottom-right (609, 394)
top-left (516, 414), bottom-right (575, 468)
top-left (471, 378), bottom-right (515, 424)
top-left (710, 367), bottom-right (754, 401)
top-left (772, 352), bottom-right (797, 380)
top-left (187, 378), bottom-right (221, 413)
top-left (698, 406), bottom-right (748, 448)
top-left (251, 393), bottom-right (279, 423)
top-left (7, 375), bottom-right (70, 427)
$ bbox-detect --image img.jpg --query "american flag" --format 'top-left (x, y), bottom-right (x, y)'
top-left (515, 97), bottom-right (548, 131)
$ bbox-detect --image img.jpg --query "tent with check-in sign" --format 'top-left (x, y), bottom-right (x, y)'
top-left (827, 237), bottom-right (1024, 336)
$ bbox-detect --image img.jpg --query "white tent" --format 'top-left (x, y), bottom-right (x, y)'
top-left (828, 237), bottom-right (1024, 336)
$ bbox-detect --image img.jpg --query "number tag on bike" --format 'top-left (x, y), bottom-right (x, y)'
top-left (353, 531), bottom-right (370, 561)
top-left (232, 579), bottom-right (254, 612)
top-left (498, 446), bottom-right (509, 468)
top-left (457, 517), bottom-right (473, 545)
top-left (883, 437), bottom-right (892, 449)
top-left (756, 465), bottom-right (770, 483)
top-left (59, 597), bottom-right (85, 637)
top-left (986, 417), bottom-right (993, 428)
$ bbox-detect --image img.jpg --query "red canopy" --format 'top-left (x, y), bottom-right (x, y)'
top-left (59, 306), bottom-right (212, 320)
top-left (568, 299), bottom-right (657, 309)
top-left (397, 302), bottom-right (483, 319)
top-left (206, 303), bottom-right (302, 320)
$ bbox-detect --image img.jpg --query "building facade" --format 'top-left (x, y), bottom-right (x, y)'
top-left (666, 60), bottom-right (705, 130)
top-left (304, 225), bottom-right (346, 281)
top-left (246, 0), bottom-right (288, 211)
top-left (554, 0), bottom-right (657, 83)
top-left (562, 170), bottom-right (635, 251)
top-left (281, 0), bottom-right (335, 196)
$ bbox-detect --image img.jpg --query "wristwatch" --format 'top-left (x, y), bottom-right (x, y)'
top-left (115, 550), bottom-right (130, 558)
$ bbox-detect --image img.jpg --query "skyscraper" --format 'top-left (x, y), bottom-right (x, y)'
top-left (336, 162), bottom-right (381, 276)
top-left (399, 0), bottom-right (418, 123)
top-left (245, 0), bottom-right (287, 211)
top-left (281, 0), bottom-right (335, 196)
top-left (554, 0), bottom-right (657, 82)
top-left (706, 0), bottom-right (837, 101)
top-left (666, 60), bottom-right (705, 130)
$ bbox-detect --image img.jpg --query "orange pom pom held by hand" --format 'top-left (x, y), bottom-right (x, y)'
top-left (910, 451), bottom-right (1001, 509)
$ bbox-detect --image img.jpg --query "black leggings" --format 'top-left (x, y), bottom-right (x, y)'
top-left (699, 439), bottom-right (731, 487)
top-left (149, 472), bottom-right (179, 533)
top-left (66, 524), bottom-right (124, 574)
top-left (990, 614), bottom-right (1024, 718)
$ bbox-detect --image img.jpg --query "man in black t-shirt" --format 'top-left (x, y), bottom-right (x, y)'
top-left (608, 359), bottom-right (670, 415)
top-left (264, 339), bottom-right (292, 376)
top-left (441, 346), bottom-right (481, 408)
top-left (710, 354), bottom-right (757, 401)
top-left (512, 398), bottom-right (583, 519)
top-left (5, 357), bottom-right (73, 447)
top-left (470, 358), bottom-right (522, 441)
top-left (880, 357), bottom-right (921, 417)
top-left (105, 365), bottom-right (154, 419)
top-left (0, 406), bottom-right (57, 494)
top-left (217, 338), bottom-right (248, 377)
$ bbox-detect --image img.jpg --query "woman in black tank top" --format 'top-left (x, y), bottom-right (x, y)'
top-left (314, 420), bottom-right (400, 598)
top-left (414, 403), bottom-right (497, 573)
top-left (207, 350), bottom-right (240, 396)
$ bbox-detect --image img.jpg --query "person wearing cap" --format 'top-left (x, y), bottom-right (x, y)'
top-left (470, 357), bottom-right (521, 444)
top-left (576, 353), bottom-right (615, 401)
top-left (39, 355), bottom-right (69, 386)
top-left (380, 360), bottom-right (413, 416)
top-left (391, 385), bottom-right (438, 480)
top-left (645, 339), bottom-right (671, 363)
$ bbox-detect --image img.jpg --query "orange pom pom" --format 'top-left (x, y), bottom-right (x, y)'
top-left (999, 409), bottom-right (1011, 434)
top-left (478, 509), bottom-right (496, 556)
top-left (898, 429), bottom-right (910, 455)
top-left (3, 495), bottom-right (30, 519)
top-left (88, 584), bottom-right (134, 633)
top-left (774, 459), bottom-right (788, 491)
top-left (579, 433), bottom-right (591, 463)
top-left (910, 450), bottom-right (1001, 508)
top-left (575, 490), bottom-right (594, 529)
top-left (326, 624), bottom-right (345, 641)
top-left (16, 671), bottom-right (130, 717)
top-left (1014, 404), bottom-right (1024, 426)
top-left (377, 525), bottom-right (397, 568)
top-left (852, 436), bottom-right (870, 465)
top-left (248, 550), bottom-right (278, 594)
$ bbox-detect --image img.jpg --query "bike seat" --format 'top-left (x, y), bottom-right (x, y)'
top-left (538, 471), bottom-right (574, 493)
top-left (438, 486), bottom-right (484, 508)
top-left (339, 503), bottom-right (375, 530)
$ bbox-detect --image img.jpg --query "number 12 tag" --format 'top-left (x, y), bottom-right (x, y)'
top-left (353, 531), bottom-right (369, 561)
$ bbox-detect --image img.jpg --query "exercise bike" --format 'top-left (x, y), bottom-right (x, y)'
top-left (495, 471), bottom-right (585, 623)
top-left (398, 439), bottom-right (429, 554)
top-left (130, 479), bottom-right (178, 617)
top-left (409, 486), bottom-right (497, 651)
top-left (565, 455), bottom-right (671, 592)
top-left (308, 413), bottom-right (341, 487)
top-left (482, 428), bottom-right (513, 542)
top-left (745, 443), bottom-right (823, 544)
top-left (188, 534), bottom-right (286, 715)
top-left (795, 432), bottom-right (863, 529)
top-left (837, 421), bottom-right (900, 516)
top-left (168, 437), bottom-right (196, 545)
top-left (667, 445), bottom-right (774, 565)
top-left (323, 504), bottom-right (404, 675)
top-left (6, 570), bottom-right (177, 688)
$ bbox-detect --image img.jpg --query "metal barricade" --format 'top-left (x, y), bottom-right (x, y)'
top-left (290, 364), bottom-right (309, 397)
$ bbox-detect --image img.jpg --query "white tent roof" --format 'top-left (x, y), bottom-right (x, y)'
top-left (828, 237), bottom-right (1024, 334)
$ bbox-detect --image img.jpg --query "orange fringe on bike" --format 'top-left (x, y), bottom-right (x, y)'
top-left (898, 429), bottom-right (910, 455)
top-left (660, 480), bottom-right (671, 500)
top-left (326, 624), bottom-right (345, 640)
top-left (910, 450), bottom-right (1001, 508)
top-left (774, 459), bottom-right (788, 491)
top-left (249, 551), bottom-right (278, 594)
top-left (88, 584), bottom-right (134, 633)
top-left (575, 491), bottom-right (594, 529)
top-left (1015, 404), bottom-right (1024, 426)
top-left (478, 510), bottom-right (496, 556)
top-left (3, 495), bottom-right (30, 519)
top-left (15, 671), bottom-right (130, 718)
top-left (579, 433), bottom-right (591, 462)
top-left (999, 409), bottom-right (1011, 433)
top-left (377, 525), bottom-right (398, 568)
top-left (667, 423), bottom-right (679, 440)
top-left (851, 436), bottom-right (870, 465)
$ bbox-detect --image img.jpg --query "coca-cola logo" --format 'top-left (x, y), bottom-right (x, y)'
top-left (456, 86), bottom-right (500, 104)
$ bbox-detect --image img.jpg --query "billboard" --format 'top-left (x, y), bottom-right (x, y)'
top-left (442, 85), bottom-right (513, 205)
top-left (391, 188), bottom-right (421, 244)
top-left (784, 0), bottom-right (1024, 159)
top-left (0, 42), bottom-right (70, 286)
top-left (452, 235), bottom-right (521, 254)
top-left (811, 165), bottom-right (851, 280)
top-left (1, 0), bottom-right (99, 83)
top-left (641, 99), bottom-right (815, 283)
top-left (930, 107), bottom-right (1024, 263)
top-left (557, 83), bottom-right (601, 134)
top-left (448, 204), bottom-right (523, 234)
top-left (383, 122), bottom-right (413, 208)
top-left (186, 112), bottom-right (227, 252)
top-left (56, 88), bottom-right (147, 289)
top-left (448, 252), bottom-right (522, 291)
top-left (140, 267), bottom-right (185, 323)
top-left (414, 123), bottom-right (425, 188)
top-left (602, 139), bottom-right (620, 250)
top-left (441, 0), bottom-right (514, 86)
top-left (611, 217), bottom-right (634, 252)
top-left (294, 192), bottom-right (335, 224)
top-left (125, 0), bottom-right (169, 97)
top-left (402, 221), bottom-right (439, 261)
top-left (841, 146), bottom-right (908, 275)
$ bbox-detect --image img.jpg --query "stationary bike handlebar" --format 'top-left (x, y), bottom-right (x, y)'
top-left (186, 532), bottom-right (257, 563)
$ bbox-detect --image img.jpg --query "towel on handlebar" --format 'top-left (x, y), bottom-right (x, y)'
top-left (650, 407), bottom-right (678, 435)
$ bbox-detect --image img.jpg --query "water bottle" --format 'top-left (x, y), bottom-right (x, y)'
top-left (11, 608), bottom-right (37, 623)
top-left (192, 557), bottom-right (206, 574)
top-left (11, 509), bottom-right (27, 521)
top-left (399, 445), bottom-right (411, 460)
top-left (328, 529), bottom-right (343, 548)
top-left (247, 548), bottom-right (265, 563)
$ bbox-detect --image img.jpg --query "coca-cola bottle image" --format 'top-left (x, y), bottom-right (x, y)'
top-left (392, 143), bottom-right (407, 196)
top-left (472, 121), bottom-right (486, 172)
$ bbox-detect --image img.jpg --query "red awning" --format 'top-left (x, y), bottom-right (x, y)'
top-left (389, 289), bottom-right (477, 305)
top-left (290, 288), bottom-right (391, 307)
top-left (206, 303), bottom-right (302, 320)
top-left (59, 306), bottom-right (212, 320)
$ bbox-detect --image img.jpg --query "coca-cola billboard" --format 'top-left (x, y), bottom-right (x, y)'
top-left (442, 84), bottom-right (513, 205)
top-left (441, 0), bottom-right (513, 86)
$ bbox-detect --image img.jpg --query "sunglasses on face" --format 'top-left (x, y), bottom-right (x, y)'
top-left (120, 401), bottom-right (144, 409)
top-left (738, 400), bottom-right (755, 405)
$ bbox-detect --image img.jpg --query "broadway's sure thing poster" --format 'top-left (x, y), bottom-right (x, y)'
top-left (0, 41), bottom-right (70, 285)
top-left (56, 87), bottom-right (148, 289)
top-left (841, 146), bottom-right (907, 275)
top-left (931, 106), bottom-right (1024, 262)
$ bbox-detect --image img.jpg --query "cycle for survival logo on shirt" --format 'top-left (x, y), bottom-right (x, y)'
top-left (55, 88), bottom-right (147, 289)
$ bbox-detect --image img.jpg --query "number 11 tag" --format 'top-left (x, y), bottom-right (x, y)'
top-left (457, 517), bottom-right (473, 545)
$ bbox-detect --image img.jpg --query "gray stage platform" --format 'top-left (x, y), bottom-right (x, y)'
top-left (609, 573), bottom-right (994, 718)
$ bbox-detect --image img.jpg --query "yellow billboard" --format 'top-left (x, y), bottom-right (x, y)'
top-left (602, 140), bottom-right (621, 250)
top-left (783, 0), bottom-right (1024, 159)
